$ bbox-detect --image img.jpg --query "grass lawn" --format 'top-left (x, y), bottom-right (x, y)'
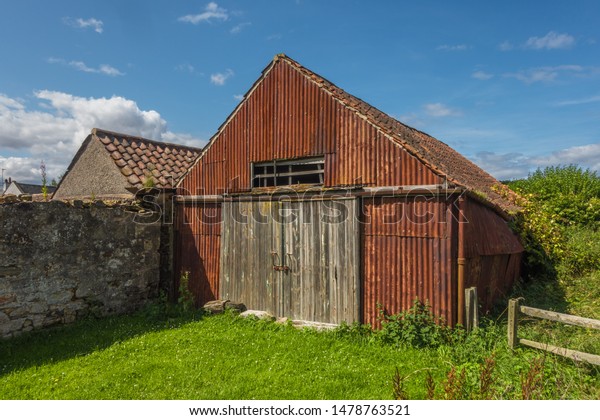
top-left (0, 312), bottom-right (434, 399)
top-left (1, 308), bottom-right (598, 400)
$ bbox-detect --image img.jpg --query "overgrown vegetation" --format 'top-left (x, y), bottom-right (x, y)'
top-left (378, 300), bottom-right (451, 348)
top-left (507, 165), bottom-right (600, 280)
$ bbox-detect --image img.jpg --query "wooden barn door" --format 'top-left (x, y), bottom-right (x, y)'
top-left (220, 199), bottom-right (360, 324)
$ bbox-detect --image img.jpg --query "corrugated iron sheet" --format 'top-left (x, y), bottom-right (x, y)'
top-left (459, 199), bottom-right (523, 314)
top-left (174, 57), bottom-right (524, 326)
top-left (462, 198), bottom-right (524, 257)
top-left (362, 196), bottom-right (457, 327)
top-left (179, 59), bottom-right (441, 195)
top-left (174, 203), bottom-right (221, 305)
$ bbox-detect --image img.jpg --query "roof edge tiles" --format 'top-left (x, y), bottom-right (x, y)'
top-left (55, 128), bottom-right (202, 196)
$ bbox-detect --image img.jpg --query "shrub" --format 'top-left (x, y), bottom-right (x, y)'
top-left (378, 300), bottom-right (451, 348)
top-left (560, 226), bottom-right (600, 276)
top-left (507, 165), bottom-right (600, 278)
top-left (508, 165), bottom-right (600, 228)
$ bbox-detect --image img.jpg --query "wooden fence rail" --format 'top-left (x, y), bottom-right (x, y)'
top-left (507, 299), bottom-right (600, 366)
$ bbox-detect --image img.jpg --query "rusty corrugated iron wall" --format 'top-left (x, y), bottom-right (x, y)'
top-left (174, 203), bottom-right (221, 305)
top-left (177, 57), bottom-right (445, 308)
top-left (362, 196), bottom-right (458, 328)
top-left (174, 56), bottom-right (524, 324)
top-left (461, 198), bottom-right (523, 314)
top-left (178, 60), bottom-right (442, 196)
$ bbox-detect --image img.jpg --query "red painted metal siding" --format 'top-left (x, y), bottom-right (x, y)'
top-left (461, 198), bottom-right (524, 314)
top-left (179, 59), bottom-right (442, 195)
top-left (174, 203), bottom-right (221, 305)
top-left (362, 196), bottom-right (457, 327)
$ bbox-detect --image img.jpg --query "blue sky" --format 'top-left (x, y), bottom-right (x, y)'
top-left (1, 0), bottom-right (599, 184)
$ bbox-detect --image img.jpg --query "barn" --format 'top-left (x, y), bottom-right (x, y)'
top-left (174, 54), bottom-right (523, 327)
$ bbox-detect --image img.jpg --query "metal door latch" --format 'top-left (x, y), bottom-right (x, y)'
top-left (270, 251), bottom-right (290, 273)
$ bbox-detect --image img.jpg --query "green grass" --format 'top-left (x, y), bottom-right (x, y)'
top-left (0, 311), bottom-right (433, 399)
top-left (1, 309), bottom-right (598, 400)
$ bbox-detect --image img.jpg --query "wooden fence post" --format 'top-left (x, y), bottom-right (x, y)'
top-left (464, 287), bottom-right (479, 332)
top-left (508, 298), bottom-right (519, 349)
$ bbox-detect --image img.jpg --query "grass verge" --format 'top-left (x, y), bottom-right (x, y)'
top-left (1, 308), bottom-right (598, 400)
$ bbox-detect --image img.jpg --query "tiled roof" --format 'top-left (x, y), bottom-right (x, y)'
top-left (93, 128), bottom-right (202, 189)
top-left (277, 54), bottom-right (521, 216)
top-left (8, 182), bottom-right (57, 195)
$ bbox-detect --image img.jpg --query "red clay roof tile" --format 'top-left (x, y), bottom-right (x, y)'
top-left (92, 128), bottom-right (202, 189)
top-left (120, 166), bottom-right (133, 177)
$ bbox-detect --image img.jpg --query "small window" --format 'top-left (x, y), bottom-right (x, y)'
top-left (252, 157), bottom-right (324, 188)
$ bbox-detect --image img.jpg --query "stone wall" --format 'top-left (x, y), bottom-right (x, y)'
top-left (0, 200), bottom-right (161, 338)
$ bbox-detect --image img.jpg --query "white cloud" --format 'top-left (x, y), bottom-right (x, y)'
top-left (498, 41), bottom-right (513, 51)
top-left (230, 22), bottom-right (251, 34)
top-left (0, 91), bottom-right (204, 183)
top-left (49, 58), bottom-right (124, 76)
top-left (176, 63), bottom-right (196, 73)
top-left (531, 143), bottom-right (600, 170)
top-left (423, 103), bottom-right (462, 117)
top-left (504, 65), bottom-right (583, 84)
top-left (472, 70), bottom-right (493, 80)
top-left (63, 17), bottom-right (104, 33)
top-left (436, 44), bottom-right (469, 51)
top-left (472, 143), bottom-right (600, 179)
top-left (210, 69), bottom-right (234, 86)
top-left (553, 94), bottom-right (600, 106)
top-left (98, 65), bottom-right (124, 76)
top-left (179, 2), bottom-right (228, 24)
top-left (233, 94), bottom-right (244, 101)
top-left (0, 94), bottom-right (25, 111)
top-left (525, 31), bottom-right (575, 50)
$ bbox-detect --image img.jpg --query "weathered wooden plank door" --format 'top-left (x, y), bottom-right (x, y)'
top-left (220, 199), bottom-right (359, 324)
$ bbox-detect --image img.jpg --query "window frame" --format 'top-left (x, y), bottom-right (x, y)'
top-left (251, 156), bottom-right (325, 188)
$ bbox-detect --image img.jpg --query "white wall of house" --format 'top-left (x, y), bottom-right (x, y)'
top-left (3, 182), bottom-right (23, 196)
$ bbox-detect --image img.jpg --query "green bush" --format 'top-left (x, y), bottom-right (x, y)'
top-left (508, 165), bottom-right (600, 228)
top-left (560, 226), bottom-right (600, 276)
top-left (378, 300), bottom-right (451, 348)
top-left (507, 165), bottom-right (600, 278)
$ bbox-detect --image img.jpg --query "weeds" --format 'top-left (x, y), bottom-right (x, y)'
top-left (40, 160), bottom-right (48, 201)
top-left (378, 299), bottom-right (451, 348)
top-left (424, 371), bottom-right (436, 399)
top-left (521, 356), bottom-right (545, 400)
top-left (392, 367), bottom-right (408, 400)
top-left (177, 271), bottom-right (195, 313)
top-left (478, 353), bottom-right (496, 400)
top-left (397, 352), bottom-right (557, 400)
